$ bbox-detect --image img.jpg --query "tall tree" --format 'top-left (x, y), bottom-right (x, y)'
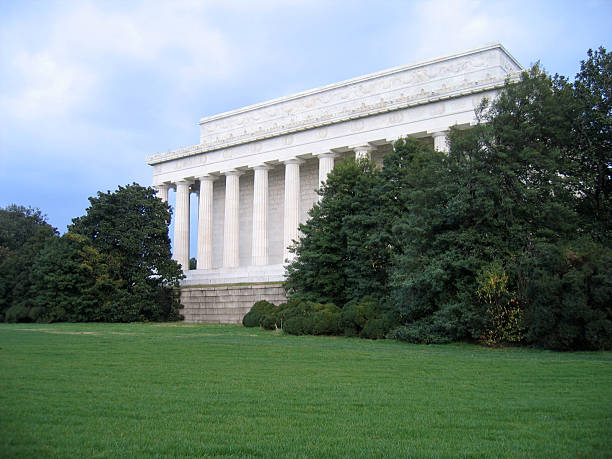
top-left (569, 47), bottom-right (612, 241)
top-left (69, 184), bottom-right (184, 321)
top-left (285, 158), bottom-right (384, 307)
top-left (390, 58), bottom-right (611, 346)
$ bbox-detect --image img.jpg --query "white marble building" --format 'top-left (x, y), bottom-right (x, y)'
top-left (147, 43), bottom-right (522, 290)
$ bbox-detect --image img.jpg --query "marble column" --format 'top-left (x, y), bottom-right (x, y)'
top-left (197, 175), bottom-right (216, 270)
top-left (283, 158), bottom-right (303, 262)
top-left (223, 170), bottom-right (243, 268)
top-left (155, 184), bottom-right (170, 203)
top-left (317, 152), bottom-right (338, 188)
top-left (252, 165), bottom-right (272, 266)
top-left (432, 131), bottom-right (449, 152)
top-left (174, 179), bottom-right (193, 271)
top-left (354, 145), bottom-right (374, 160)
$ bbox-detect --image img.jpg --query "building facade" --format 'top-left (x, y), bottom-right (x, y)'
top-left (147, 43), bottom-right (522, 322)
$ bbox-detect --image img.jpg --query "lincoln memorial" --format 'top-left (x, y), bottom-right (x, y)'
top-left (147, 43), bottom-right (522, 322)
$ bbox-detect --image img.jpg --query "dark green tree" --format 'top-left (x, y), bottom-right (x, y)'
top-left (0, 205), bottom-right (55, 253)
top-left (0, 205), bottom-right (58, 322)
top-left (388, 65), bottom-right (581, 343)
top-left (568, 47), bottom-right (612, 241)
top-left (518, 240), bottom-right (612, 350)
top-left (389, 56), bottom-right (611, 346)
top-left (285, 158), bottom-right (384, 307)
top-left (27, 232), bottom-right (120, 322)
top-left (69, 184), bottom-right (184, 321)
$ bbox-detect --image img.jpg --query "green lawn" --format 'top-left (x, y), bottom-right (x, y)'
top-left (1, 323), bottom-right (611, 458)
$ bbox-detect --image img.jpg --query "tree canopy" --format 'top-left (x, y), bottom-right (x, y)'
top-left (69, 184), bottom-right (184, 321)
top-left (0, 205), bottom-right (58, 322)
top-left (284, 48), bottom-right (612, 350)
top-left (2, 184), bottom-right (183, 323)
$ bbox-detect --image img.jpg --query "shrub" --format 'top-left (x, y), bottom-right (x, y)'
top-left (386, 321), bottom-right (452, 344)
top-left (244, 299), bottom-right (342, 336)
top-left (340, 296), bottom-right (393, 339)
top-left (477, 260), bottom-right (525, 346)
top-left (282, 300), bottom-right (315, 335)
top-left (311, 303), bottom-right (342, 335)
top-left (242, 300), bottom-right (276, 328)
top-left (4, 305), bottom-right (30, 323)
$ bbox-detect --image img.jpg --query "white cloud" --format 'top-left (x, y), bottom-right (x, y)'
top-left (388, 0), bottom-right (528, 64)
top-left (4, 50), bottom-right (97, 120)
top-left (0, 1), bottom-right (236, 124)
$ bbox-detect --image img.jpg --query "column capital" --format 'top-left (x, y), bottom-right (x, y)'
top-left (430, 130), bottom-right (449, 137)
top-left (176, 179), bottom-right (194, 186)
top-left (315, 151), bottom-right (339, 159)
top-left (431, 131), bottom-right (449, 152)
top-left (283, 158), bottom-right (305, 166)
top-left (197, 174), bottom-right (218, 182)
top-left (251, 163), bottom-right (274, 171)
top-left (222, 169), bottom-right (244, 177)
top-left (156, 182), bottom-right (176, 190)
top-left (353, 145), bottom-right (375, 157)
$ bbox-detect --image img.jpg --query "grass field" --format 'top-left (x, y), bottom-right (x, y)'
top-left (1, 323), bottom-right (611, 458)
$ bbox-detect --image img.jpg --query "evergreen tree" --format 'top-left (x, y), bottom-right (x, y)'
top-left (390, 57), bottom-right (611, 346)
top-left (569, 47), bottom-right (612, 241)
top-left (269, 49), bottom-right (612, 349)
top-left (285, 158), bottom-right (383, 307)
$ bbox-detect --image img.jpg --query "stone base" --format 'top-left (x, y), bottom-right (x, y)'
top-left (181, 264), bottom-right (286, 286)
top-left (179, 282), bottom-right (287, 324)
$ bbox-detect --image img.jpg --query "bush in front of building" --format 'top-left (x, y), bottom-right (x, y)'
top-left (242, 300), bottom-right (277, 328)
top-left (243, 299), bottom-right (342, 335)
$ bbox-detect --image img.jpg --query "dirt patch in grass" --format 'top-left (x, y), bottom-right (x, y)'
top-left (152, 323), bottom-right (197, 327)
top-left (16, 329), bottom-right (99, 335)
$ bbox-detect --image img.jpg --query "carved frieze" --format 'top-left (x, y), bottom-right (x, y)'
top-left (147, 44), bottom-right (521, 165)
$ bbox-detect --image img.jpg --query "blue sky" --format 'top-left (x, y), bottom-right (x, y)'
top-left (1, 0), bottom-right (611, 243)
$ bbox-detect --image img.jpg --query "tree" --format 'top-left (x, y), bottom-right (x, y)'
top-left (275, 49), bottom-right (612, 349)
top-left (389, 66), bottom-right (583, 343)
top-left (27, 233), bottom-right (121, 322)
top-left (0, 205), bottom-right (56, 253)
top-left (389, 55), bottom-right (611, 347)
top-left (69, 184), bottom-right (184, 321)
top-left (285, 158), bottom-right (384, 307)
top-left (568, 47), bottom-right (612, 241)
top-left (518, 240), bottom-right (612, 350)
top-left (0, 205), bottom-right (58, 322)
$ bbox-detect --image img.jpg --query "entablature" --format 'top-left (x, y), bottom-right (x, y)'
top-left (147, 43), bottom-right (521, 166)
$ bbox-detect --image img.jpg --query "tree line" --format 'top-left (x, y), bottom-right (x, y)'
top-left (245, 48), bottom-right (611, 351)
top-left (0, 185), bottom-right (183, 323)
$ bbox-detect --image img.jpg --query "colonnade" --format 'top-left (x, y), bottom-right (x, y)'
top-left (157, 134), bottom-right (448, 272)
top-left (156, 151), bottom-right (342, 271)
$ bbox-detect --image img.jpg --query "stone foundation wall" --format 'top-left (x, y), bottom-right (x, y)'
top-left (179, 283), bottom-right (287, 324)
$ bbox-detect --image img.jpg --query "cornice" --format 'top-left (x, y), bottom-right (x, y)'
top-left (147, 44), bottom-right (522, 166)
top-left (198, 43), bottom-right (521, 125)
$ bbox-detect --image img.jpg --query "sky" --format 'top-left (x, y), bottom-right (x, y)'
top-left (1, 0), bottom-right (611, 245)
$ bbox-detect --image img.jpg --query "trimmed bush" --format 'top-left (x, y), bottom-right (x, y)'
top-left (340, 296), bottom-right (392, 339)
top-left (243, 299), bottom-right (341, 336)
top-left (311, 303), bottom-right (342, 335)
top-left (242, 300), bottom-right (276, 328)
